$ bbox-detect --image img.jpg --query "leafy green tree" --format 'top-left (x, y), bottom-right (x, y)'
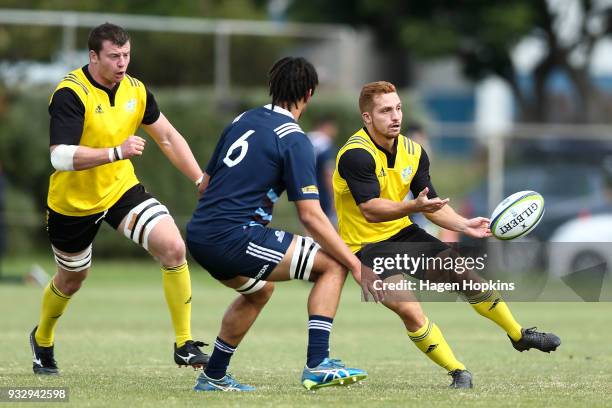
top-left (0, 0), bottom-right (274, 85)
top-left (289, 0), bottom-right (612, 122)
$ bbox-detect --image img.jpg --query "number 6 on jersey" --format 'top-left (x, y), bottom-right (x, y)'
top-left (223, 130), bottom-right (255, 167)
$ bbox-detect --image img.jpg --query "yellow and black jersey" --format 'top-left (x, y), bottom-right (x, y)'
top-left (47, 65), bottom-right (160, 216)
top-left (333, 127), bottom-right (437, 252)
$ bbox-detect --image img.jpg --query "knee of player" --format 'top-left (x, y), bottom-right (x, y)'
top-left (246, 282), bottom-right (274, 306)
top-left (56, 276), bottom-right (85, 295)
top-left (327, 259), bottom-right (349, 280)
top-left (391, 303), bottom-right (426, 330)
top-left (402, 312), bottom-right (426, 332)
top-left (159, 237), bottom-right (186, 266)
top-left (309, 258), bottom-right (347, 283)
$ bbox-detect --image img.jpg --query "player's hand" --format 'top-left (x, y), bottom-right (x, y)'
top-left (120, 136), bottom-right (146, 159)
top-left (197, 181), bottom-right (207, 197)
top-left (413, 187), bottom-right (449, 213)
top-left (353, 264), bottom-right (384, 303)
top-left (462, 217), bottom-right (492, 238)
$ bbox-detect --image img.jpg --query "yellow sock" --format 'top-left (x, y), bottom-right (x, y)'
top-left (468, 290), bottom-right (522, 341)
top-left (162, 262), bottom-right (192, 347)
top-left (407, 317), bottom-right (466, 372)
top-left (36, 280), bottom-right (71, 347)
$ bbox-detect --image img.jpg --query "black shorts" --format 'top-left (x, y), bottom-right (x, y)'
top-left (46, 184), bottom-right (154, 253)
top-left (357, 224), bottom-right (451, 280)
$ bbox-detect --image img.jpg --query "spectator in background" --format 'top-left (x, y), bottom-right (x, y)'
top-left (307, 116), bottom-right (339, 225)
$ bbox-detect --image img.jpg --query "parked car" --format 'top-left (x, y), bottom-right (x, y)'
top-left (548, 213), bottom-right (612, 279)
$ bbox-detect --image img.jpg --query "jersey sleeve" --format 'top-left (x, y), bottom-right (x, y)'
top-left (337, 148), bottom-right (380, 204)
top-left (282, 134), bottom-right (319, 201)
top-left (409, 148), bottom-right (438, 198)
top-left (49, 87), bottom-right (85, 146)
top-left (142, 88), bottom-right (161, 125)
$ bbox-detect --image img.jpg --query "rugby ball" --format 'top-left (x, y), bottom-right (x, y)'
top-left (490, 191), bottom-right (545, 240)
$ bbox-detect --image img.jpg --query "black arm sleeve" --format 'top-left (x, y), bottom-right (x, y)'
top-left (409, 148), bottom-right (438, 198)
top-left (49, 88), bottom-right (85, 146)
top-left (142, 88), bottom-right (161, 125)
top-left (337, 148), bottom-right (380, 205)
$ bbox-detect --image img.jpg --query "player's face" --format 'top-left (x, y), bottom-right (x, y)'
top-left (365, 92), bottom-right (402, 139)
top-left (90, 40), bottom-right (130, 87)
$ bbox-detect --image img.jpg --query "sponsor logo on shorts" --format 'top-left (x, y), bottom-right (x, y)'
top-left (255, 264), bottom-right (269, 279)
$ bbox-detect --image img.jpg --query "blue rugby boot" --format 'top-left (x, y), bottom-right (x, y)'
top-left (301, 358), bottom-right (367, 390)
top-left (193, 372), bottom-right (255, 392)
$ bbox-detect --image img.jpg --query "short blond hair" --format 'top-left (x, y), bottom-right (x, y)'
top-left (359, 81), bottom-right (397, 113)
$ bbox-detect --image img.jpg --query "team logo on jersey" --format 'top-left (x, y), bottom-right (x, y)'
top-left (301, 185), bottom-right (319, 195)
top-left (125, 98), bottom-right (137, 113)
top-left (401, 166), bottom-right (413, 183)
top-left (275, 230), bottom-right (285, 243)
top-left (95, 104), bottom-right (104, 114)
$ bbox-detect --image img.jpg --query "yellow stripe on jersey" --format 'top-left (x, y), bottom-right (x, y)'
top-left (333, 128), bottom-right (422, 252)
top-left (47, 68), bottom-right (147, 216)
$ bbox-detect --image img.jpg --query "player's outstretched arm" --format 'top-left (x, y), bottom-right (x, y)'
top-left (295, 199), bottom-right (383, 302)
top-left (359, 187), bottom-right (449, 223)
top-left (425, 204), bottom-right (492, 238)
top-left (49, 136), bottom-right (145, 171)
top-left (142, 112), bottom-right (204, 185)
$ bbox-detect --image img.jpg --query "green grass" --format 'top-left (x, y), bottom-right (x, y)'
top-left (1, 258), bottom-right (611, 407)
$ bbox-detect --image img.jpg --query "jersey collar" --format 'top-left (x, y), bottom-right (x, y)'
top-left (362, 126), bottom-right (398, 167)
top-left (82, 65), bottom-right (121, 107)
top-left (263, 104), bottom-right (295, 120)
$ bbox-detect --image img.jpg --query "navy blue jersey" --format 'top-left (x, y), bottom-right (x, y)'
top-left (188, 105), bottom-right (319, 241)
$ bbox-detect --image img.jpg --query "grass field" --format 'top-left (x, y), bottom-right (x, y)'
top-left (1, 257), bottom-right (611, 407)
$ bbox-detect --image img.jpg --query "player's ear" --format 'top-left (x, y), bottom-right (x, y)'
top-left (89, 50), bottom-right (98, 64)
top-left (362, 111), bottom-right (372, 125)
top-left (304, 89), bottom-right (313, 103)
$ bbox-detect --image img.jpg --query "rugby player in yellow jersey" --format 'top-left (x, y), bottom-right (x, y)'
top-left (29, 23), bottom-right (208, 375)
top-left (333, 81), bottom-right (561, 388)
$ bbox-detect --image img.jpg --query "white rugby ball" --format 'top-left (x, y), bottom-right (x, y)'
top-left (490, 191), bottom-right (545, 240)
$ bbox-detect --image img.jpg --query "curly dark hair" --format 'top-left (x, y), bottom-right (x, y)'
top-left (268, 57), bottom-right (318, 110)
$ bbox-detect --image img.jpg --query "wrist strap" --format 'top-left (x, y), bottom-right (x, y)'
top-left (108, 146), bottom-right (123, 163)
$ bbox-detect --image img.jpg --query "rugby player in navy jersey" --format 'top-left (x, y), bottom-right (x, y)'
top-left (187, 57), bottom-right (382, 391)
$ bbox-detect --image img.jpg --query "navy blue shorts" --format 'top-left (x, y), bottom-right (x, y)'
top-left (187, 225), bottom-right (294, 281)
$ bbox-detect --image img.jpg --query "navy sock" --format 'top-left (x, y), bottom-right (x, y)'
top-left (306, 315), bottom-right (333, 368)
top-left (204, 337), bottom-right (236, 380)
